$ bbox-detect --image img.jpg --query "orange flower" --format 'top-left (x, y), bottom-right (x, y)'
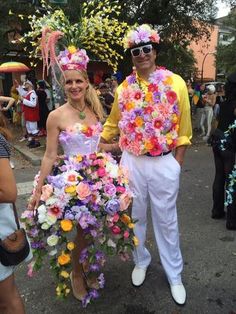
top-left (144, 141), bottom-right (154, 150)
top-left (164, 76), bottom-right (173, 85)
top-left (121, 214), bottom-right (131, 224)
top-left (125, 102), bottom-right (135, 111)
top-left (145, 92), bottom-right (153, 102)
top-left (60, 220), bottom-right (73, 232)
top-left (76, 154), bottom-right (83, 162)
top-left (135, 116), bottom-right (144, 127)
top-left (58, 253), bottom-right (71, 266)
top-left (67, 174), bottom-right (77, 182)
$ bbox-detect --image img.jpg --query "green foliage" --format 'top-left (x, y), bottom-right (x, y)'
top-left (216, 10), bottom-right (236, 76)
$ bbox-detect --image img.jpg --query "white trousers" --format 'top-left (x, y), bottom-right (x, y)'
top-left (26, 121), bottom-right (38, 135)
top-left (121, 151), bottom-right (183, 285)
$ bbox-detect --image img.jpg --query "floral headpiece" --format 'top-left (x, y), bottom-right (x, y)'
top-left (123, 24), bottom-right (160, 49)
top-left (57, 46), bottom-right (89, 72)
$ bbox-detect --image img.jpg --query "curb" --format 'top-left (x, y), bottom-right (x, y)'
top-left (13, 144), bottom-right (42, 166)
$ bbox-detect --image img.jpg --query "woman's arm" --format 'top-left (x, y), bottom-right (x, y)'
top-left (0, 96), bottom-right (15, 111)
top-left (0, 158), bottom-right (17, 203)
top-left (29, 111), bottom-right (60, 209)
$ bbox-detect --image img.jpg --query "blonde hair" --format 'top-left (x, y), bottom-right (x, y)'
top-left (61, 70), bottom-right (104, 121)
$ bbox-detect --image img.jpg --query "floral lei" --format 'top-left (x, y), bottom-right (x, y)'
top-left (118, 67), bottom-right (179, 156)
top-left (220, 119), bottom-right (236, 206)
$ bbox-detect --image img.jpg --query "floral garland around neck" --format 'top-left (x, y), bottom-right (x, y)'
top-left (118, 67), bottom-right (180, 156)
top-left (220, 119), bottom-right (236, 206)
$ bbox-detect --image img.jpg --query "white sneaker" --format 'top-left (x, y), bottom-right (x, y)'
top-left (10, 161), bottom-right (15, 169)
top-left (19, 137), bottom-right (27, 142)
top-left (131, 266), bottom-right (147, 287)
top-left (170, 283), bottom-right (186, 305)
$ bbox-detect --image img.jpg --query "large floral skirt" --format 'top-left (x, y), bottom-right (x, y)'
top-left (21, 152), bottom-right (137, 306)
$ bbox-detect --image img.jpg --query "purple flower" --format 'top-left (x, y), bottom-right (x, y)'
top-left (78, 212), bottom-right (97, 229)
top-left (82, 294), bottom-right (91, 308)
top-left (89, 289), bottom-right (99, 299)
top-left (104, 183), bottom-right (116, 196)
top-left (47, 175), bottom-right (65, 189)
top-left (98, 273), bottom-right (105, 288)
top-left (95, 251), bottom-right (105, 261)
top-left (89, 263), bottom-right (100, 272)
top-left (79, 248), bottom-right (88, 263)
top-left (29, 227), bottom-right (39, 237)
top-left (127, 74), bottom-right (136, 84)
top-left (104, 199), bottom-right (120, 215)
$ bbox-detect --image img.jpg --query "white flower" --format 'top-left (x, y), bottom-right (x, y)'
top-left (41, 222), bottom-right (50, 230)
top-left (107, 239), bottom-right (116, 248)
top-left (49, 249), bottom-right (58, 256)
top-left (45, 196), bottom-right (57, 206)
top-left (45, 214), bottom-right (57, 226)
top-left (47, 235), bottom-right (59, 246)
top-left (106, 162), bottom-right (118, 178)
top-left (38, 204), bottom-right (47, 223)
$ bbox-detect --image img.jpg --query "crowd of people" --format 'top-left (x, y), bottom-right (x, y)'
top-left (0, 22), bottom-right (235, 313)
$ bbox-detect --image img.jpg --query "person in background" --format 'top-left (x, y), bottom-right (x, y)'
top-left (16, 80), bottom-right (40, 149)
top-left (36, 81), bottom-right (49, 136)
top-left (99, 83), bottom-right (114, 115)
top-left (0, 112), bottom-right (25, 314)
top-left (111, 76), bottom-right (119, 96)
top-left (100, 24), bottom-right (192, 305)
top-left (186, 79), bottom-right (194, 115)
top-left (195, 84), bottom-right (206, 134)
top-left (201, 85), bottom-right (216, 141)
top-left (210, 73), bottom-right (236, 230)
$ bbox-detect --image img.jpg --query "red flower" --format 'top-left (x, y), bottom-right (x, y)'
top-left (144, 106), bottom-right (154, 114)
top-left (135, 133), bottom-right (143, 141)
top-left (166, 90), bottom-right (177, 104)
top-left (84, 127), bottom-right (93, 137)
top-left (148, 84), bottom-right (158, 92)
top-left (134, 91), bottom-right (142, 100)
top-left (153, 119), bottom-right (162, 128)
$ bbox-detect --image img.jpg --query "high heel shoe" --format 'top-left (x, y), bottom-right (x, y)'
top-left (70, 272), bottom-right (87, 301)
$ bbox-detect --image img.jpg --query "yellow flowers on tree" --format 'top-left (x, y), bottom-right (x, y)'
top-left (18, 0), bottom-right (130, 71)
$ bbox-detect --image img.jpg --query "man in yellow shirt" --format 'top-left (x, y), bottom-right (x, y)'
top-left (101, 24), bottom-right (192, 305)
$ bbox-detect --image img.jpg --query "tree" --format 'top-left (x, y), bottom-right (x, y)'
top-left (216, 10), bottom-right (236, 76)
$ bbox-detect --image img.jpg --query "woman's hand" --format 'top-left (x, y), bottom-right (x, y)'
top-left (28, 189), bottom-right (41, 211)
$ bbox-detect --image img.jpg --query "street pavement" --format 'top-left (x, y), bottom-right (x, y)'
top-left (11, 136), bottom-right (236, 314)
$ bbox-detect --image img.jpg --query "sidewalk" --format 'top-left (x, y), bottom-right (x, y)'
top-left (11, 125), bottom-right (46, 166)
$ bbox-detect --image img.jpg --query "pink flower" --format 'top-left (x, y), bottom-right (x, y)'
top-left (116, 186), bottom-right (126, 193)
top-left (124, 230), bottom-right (130, 238)
top-left (104, 183), bottom-right (116, 196)
top-left (48, 205), bottom-right (63, 218)
top-left (27, 261), bottom-right (35, 277)
top-left (112, 225), bottom-right (121, 234)
top-left (97, 167), bottom-right (106, 177)
top-left (41, 184), bottom-right (53, 201)
top-left (112, 213), bottom-right (120, 223)
top-left (76, 182), bottom-right (91, 200)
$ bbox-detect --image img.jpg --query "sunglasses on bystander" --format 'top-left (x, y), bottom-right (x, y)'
top-left (130, 44), bottom-right (153, 57)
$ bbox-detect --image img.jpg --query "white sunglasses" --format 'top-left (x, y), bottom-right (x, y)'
top-left (130, 44), bottom-right (153, 57)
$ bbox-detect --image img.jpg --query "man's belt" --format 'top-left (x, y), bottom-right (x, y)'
top-left (144, 151), bottom-right (171, 157)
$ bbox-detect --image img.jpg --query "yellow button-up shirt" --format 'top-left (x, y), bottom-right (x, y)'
top-left (101, 72), bottom-right (192, 148)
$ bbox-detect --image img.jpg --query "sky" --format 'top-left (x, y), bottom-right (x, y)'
top-left (217, 0), bottom-right (231, 18)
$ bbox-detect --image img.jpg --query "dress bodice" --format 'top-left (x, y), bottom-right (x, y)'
top-left (59, 123), bottom-right (102, 156)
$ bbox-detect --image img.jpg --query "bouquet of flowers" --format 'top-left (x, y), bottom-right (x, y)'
top-left (21, 152), bottom-right (137, 307)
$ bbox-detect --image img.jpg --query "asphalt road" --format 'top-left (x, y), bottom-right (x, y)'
top-left (12, 140), bottom-right (236, 314)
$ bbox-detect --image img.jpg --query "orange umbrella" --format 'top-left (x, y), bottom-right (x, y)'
top-left (0, 61), bottom-right (30, 73)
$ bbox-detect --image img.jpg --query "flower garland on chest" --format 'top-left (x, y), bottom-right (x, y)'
top-left (118, 67), bottom-right (180, 156)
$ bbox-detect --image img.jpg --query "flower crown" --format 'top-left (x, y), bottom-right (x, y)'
top-left (57, 45), bottom-right (89, 72)
top-left (123, 24), bottom-right (160, 49)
